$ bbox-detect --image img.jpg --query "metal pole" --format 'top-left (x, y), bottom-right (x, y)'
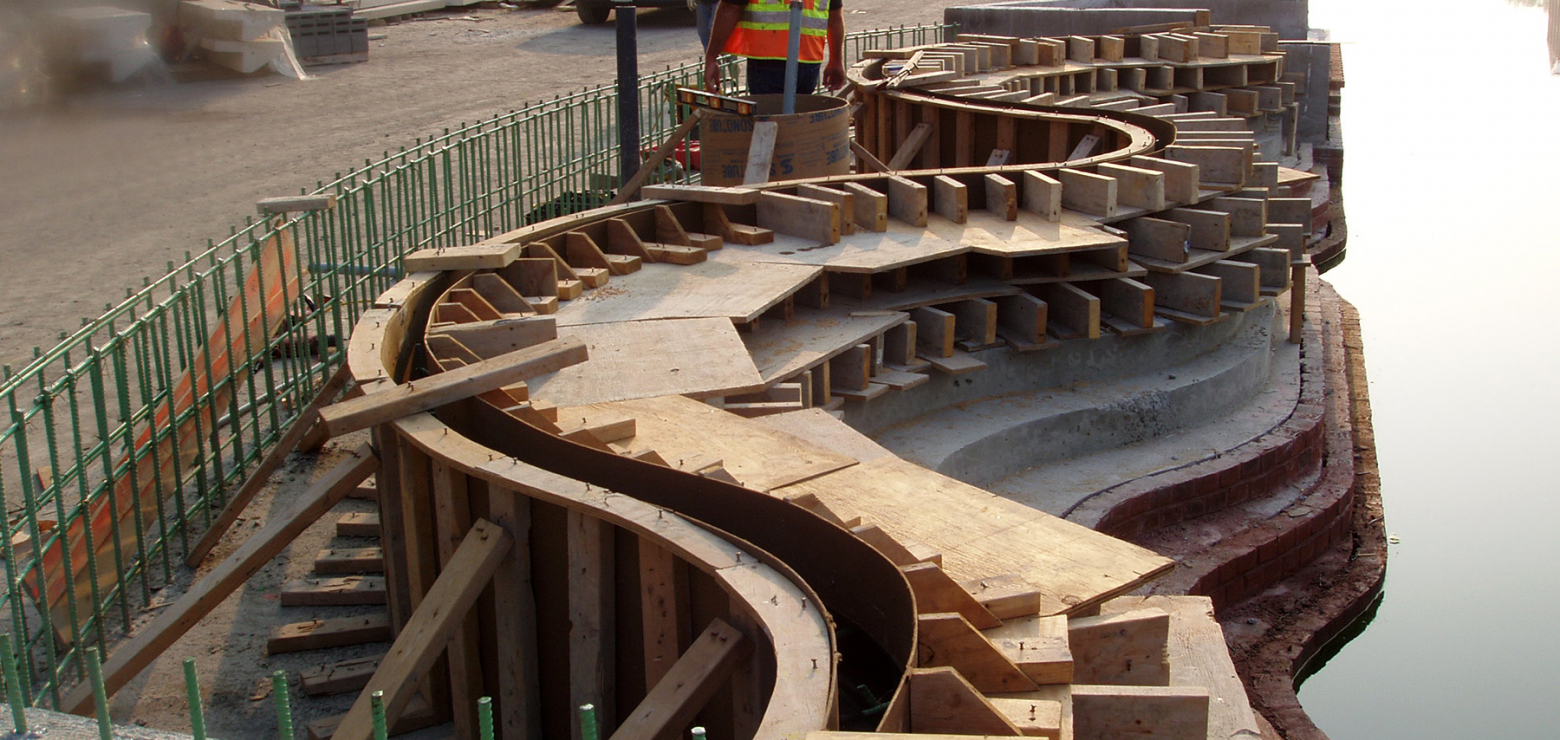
top-left (272, 671), bottom-right (293, 740)
top-left (86, 648), bottom-right (110, 740)
top-left (0, 634), bottom-right (27, 734)
top-left (615, 0), bottom-right (642, 189)
top-left (477, 697), bottom-right (495, 740)
top-left (183, 659), bottom-right (206, 740)
top-left (782, 0), bottom-right (804, 114)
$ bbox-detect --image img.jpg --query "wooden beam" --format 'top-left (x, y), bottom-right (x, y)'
top-left (268, 613), bottom-right (392, 655)
top-left (1141, 271), bottom-right (1222, 320)
top-left (1097, 163), bottom-right (1166, 211)
top-left (1165, 146), bottom-right (1245, 185)
top-left (1071, 685), bottom-right (1209, 740)
top-left (983, 174), bottom-right (1017, 221)
top-left (488, 488), bottom-right (542, 740)
top-left (987, 614), bottom-right (1073, 685)
top-left (908, 667), bottom-right (1023, 735)
top-left (61, 445), bottom-right (376, 714)
top-left (569, 511), bottom-right (617, 738)
top-left (404, 243), bottom-right (520, 273)
top-left (1030, 283), bottom-right (1099, 340)
top-left (917, 613), bottom-right (1037, 693)
top-left (987, 698), bottom-right (1063, 739)
top-left (901, 562), bottom-right (1000, 629)
top-left (639, 538), bottom-right (683, 691)
top-left (608, 619), bottom-right (752, 740)
top-left (432, 463), bottom-right (482, 740)
top-left (1056, 169), bottom-right (1117, 218)
top-left (1208, 197), bottom-right (1267, 237)
top-left (757, 192), bottom-right (841, 245)
top-left (911, 306), bottom-right (956, 358)
top-left (886, 175), bottom-right (929, 227)
top-left (330, 520), bottom-right (513, 740)
top-left (1195, 260), bottom-right (1261, 307)
top-left (319, 338), bottom-right (587, 437)
top-left (1122, 217), bottom-right (1192, 263)
top-left (842, 183), bottom-right (889, 232)
top-left (932, 176), bottom-right (968, 224)
top-left (960, 574), bottom-right (1042, 621)
top-left (185, 363), bottom-right (353, 566)
top-left (994, 293), bottom-right (1049, 350)
top-left (797, 185), bottom-right (858, 235)
top-left (888, 123), bottom-right (935, 171)
top-left (1097, 278), bottom-right (1155, 329)
top-left (1162, 208), bottom-right (1232, 251)
top-left (1021, 171), bottom-right (1062, 222)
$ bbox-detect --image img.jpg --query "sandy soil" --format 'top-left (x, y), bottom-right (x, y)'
top-left (0, 3), bottom-right (971, 737)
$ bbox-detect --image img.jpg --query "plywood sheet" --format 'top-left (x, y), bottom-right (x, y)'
top-left (552, 261), bottom-right (821, 327)
top-left (743, 307), bottom-right (907, 382)
top-left (711, 229), bottom-right (970, 273)
top-left (914, 210), bottom-right (1125, 258)
top-left (775, 457), bottom-right (1171, 615)
top-left (1101, 595), bottom-right (1261, 740)
top-left (576, 395), bottom-right (858, 492)
top-left (528, 318), bottom-right (766, 406)
top-left (753, 409), bottom-right (897, 464)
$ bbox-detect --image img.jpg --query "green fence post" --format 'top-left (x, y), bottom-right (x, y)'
top-left (183, 658), bottom-right (206, 740)
top-left (272, 671), bottom-right (292, 740)
top-left (0, 634), bottom-right (26, 734)
top-left (86, 647), bottom-right (111, 740)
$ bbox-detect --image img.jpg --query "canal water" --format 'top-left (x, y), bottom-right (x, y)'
top-left (1292, 0), bottom-right (1560, 736)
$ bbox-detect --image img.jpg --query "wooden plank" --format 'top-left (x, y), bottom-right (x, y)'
top-left (301, 654), bottom-right (385, 697)
top-left (908, 667), bottom-right (1023, 736)
top-left (1096, 163), bottom-right (1166, 212)
top-left (1069, 607), bottom-right (1172, 686)
top-left (640, 185), bottom-right (760, 205)
top-left (984, 174), bottom-right (1018, 221)
top-left (881, 320), bottom-right (918, 367)
top-left (923, 351), bottom-right (987, 376)
top-left (1029, 283), bottom-right (1099, 340)
top-left (605, 219), bottom-right (656, 262)
top-left (432, 462), bottom-right (482, 740)
top-left (960, 573), bottom-right (1043, 621)
top-left (1123, 217), bottom-right (1192, 263)
top-left (743, 120), bottom-right (780, 185)
top-left (330, 520), bottom-right (512, 740)
top-left (797, 185), bottom-right (858, 235)
top-left (949, 298), bottom-right (998, 347)
top-left (886, 175), bottom-right (928, 227)
top-left (1056, 169), bottom-right (1117, 218)
top-left (185, 363), bottom-right (353, 566)
top-left (987, 698), bottom-right (1063, 739)
top-left (1097, 278), bottom-right (1155, 329)
top-left (470, 273), bottom-right (535, 316)
top-left (842, 182), bottom-right (889, 232)
top-left (318, 338), bottom-right (588, 437)
top-left (61, 445), bottom-right (376, 713)
top-left (741, 306), bottom-right (903, 383)
top-left (608, 619), bottom-right (751, 740)
top-left (901, 562), bottom-right (1001, 629)
top-left (528, 318), bottom-right (764, 406)
top-left (704, 203), bottom-right (775, 245)
top-left (281, 576), bottom-right (386, 607)
top-left (1021, 171), bottom-right (1062, 222)
top-left (1141, 271), bottom-right (1222, 318)
top-left (403, 243), bottom-right (519, 272)
top-left (757, 191), bottom-right (841, 245)
top-left (639, 538), bottom-right (683, 691)
top-left (488, 489), bottom-right (541, 740)
top-left (911, 306), bottom-right (956, 358)
top-left (268, 613), bottom-right (393, 655)
top-left (932, 176), bottom-right (968, 224)
top-left (888, 123), bottom-right (935, 171)
top-left (307, 695), bottom-right (438, 740)
top-left (1195, 260), bottom-right (1261, 306)
top-left (1071, 685), bottom-right (1209, 740)
top-left (985, 613), bottom-right (1073, 685)
top-left (568, 511), bottom-right (616, 738)
top-left (1165, 145), bottom-right (1245, 185)
top-left (1209, 197), bottom-right (1267, 237)
top-left (994, 293), bottom-right (1050, 351)
top-left (917, 613), bottom-right (1037, 693)
top-left (830, 344), bottom-right (873, 392)
top-left (1162, 208), bottom-right (1232, 251)
top-left (314, 546), bottom-right (385, 574)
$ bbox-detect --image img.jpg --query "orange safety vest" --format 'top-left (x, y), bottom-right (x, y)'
top-left (723, 0), bottom-right (831, 62)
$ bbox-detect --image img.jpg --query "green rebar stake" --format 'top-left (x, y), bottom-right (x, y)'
top-left (477, 697), bottom-right (495, 740)
top-left (579, 703), bottom-right (598, 740)
top-left (183, 658), bottom-right (206, 740)
top-left (370, 690), bottom-right (388, 740)
top-left (271, 671), bottom-right (292, 740)
top-left (692, 727), bottom-right (707, 740)
top-left (86, 647), bottom-right (111, 740)
top-left (0, 634), bottom-right (25, 734)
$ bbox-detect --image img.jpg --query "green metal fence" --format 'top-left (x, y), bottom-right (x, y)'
top-left (0, 22), bottom-right (955, 710)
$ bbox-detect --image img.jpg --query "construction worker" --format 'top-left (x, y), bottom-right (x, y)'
top-left (702, 0), bottom-right (845, 96)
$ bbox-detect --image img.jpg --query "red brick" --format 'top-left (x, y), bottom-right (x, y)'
top-left (1258, 538), bottom-right (1281, 563)
top-left (1219, 464), bottom-right (1243, 487)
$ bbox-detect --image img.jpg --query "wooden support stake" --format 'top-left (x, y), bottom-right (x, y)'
top-left (318, 338), bottom-right (588, 437)
top-left (330, 520), bottom-right (512, 740)
top-left (610, 111), bottom-right (705, 206)
top-left (62, 445), bottom-right (377, 714)
top-left (185, 363), bottom-right (353, 566)
top-left (607, 619), bottom-right (751, 740)
top-left (1290, 258), bottom-right (1308, 344)
top-left (887, 123), bottom-right (935, 171)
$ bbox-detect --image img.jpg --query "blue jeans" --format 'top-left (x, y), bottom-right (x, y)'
top-left (697, 0), bottom-right (719, 49)
top-left (745, 58), bottom-right (820, 96)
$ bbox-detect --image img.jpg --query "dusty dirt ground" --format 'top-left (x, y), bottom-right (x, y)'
top-left (0, 0), bottom-right (966, 369)
top-left (1, 3), bottom-right (974, 737)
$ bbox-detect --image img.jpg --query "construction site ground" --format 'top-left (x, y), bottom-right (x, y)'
top-left (0, 0), bottom-right (969, 370)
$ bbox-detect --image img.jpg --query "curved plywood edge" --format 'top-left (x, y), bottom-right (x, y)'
top-left (390, 413), bottom-right (836, 740)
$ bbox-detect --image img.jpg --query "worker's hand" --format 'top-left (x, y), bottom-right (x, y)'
top-left (704, 58), bottom-right (723, 93)
top-left (823, 61), bottom-right (846, 92)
